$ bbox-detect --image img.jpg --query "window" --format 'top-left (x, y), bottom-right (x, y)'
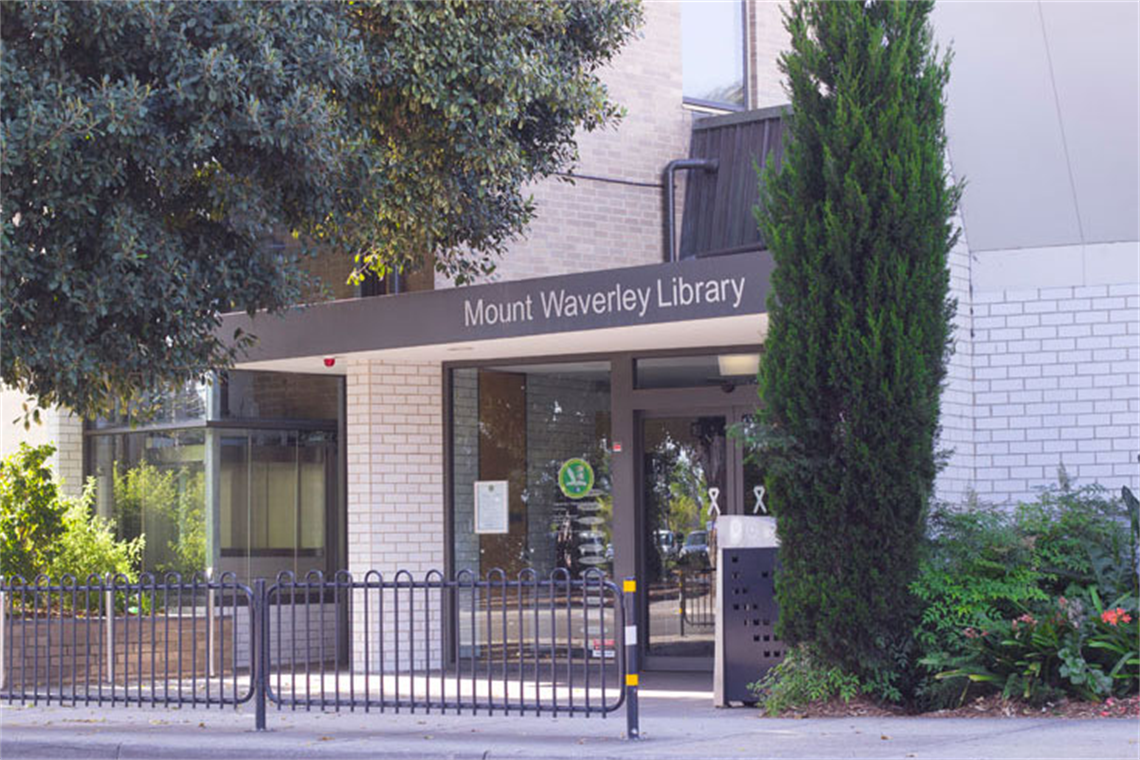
top-left (451, 362), bottom-right (612, 580)
top-left (85, 370), bottom-right (342, 584)
top-left (681, 0), bottom-right (747, 110)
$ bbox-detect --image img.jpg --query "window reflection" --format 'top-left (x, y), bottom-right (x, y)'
top-left (682, 0), bottom-right (746, 108)
top-left (90, 430), bottom-right (207, 577)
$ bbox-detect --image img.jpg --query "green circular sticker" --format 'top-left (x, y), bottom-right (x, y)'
top-left (558, 458), bottom-right (595, 499)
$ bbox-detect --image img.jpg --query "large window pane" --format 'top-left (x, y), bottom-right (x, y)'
top-left (89, 430), bottom-right (206, 577)
top-left (218, 428), bottom-right (336, 584)
top-left (452, 362), bottom-right (612, 579)
top-left (682, 0), bottom-right (745, 108)
top-left (86, 371), bottom-right (342, 587)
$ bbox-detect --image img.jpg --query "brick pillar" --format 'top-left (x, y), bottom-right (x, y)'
top-left (346, 359), bottom-right (445, 672)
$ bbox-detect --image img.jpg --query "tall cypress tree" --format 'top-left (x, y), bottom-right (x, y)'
top-left (755, 0), bottom-right (958, 674)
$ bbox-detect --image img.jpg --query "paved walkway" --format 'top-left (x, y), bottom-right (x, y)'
top-left (1, 675), bottom-right (1136, 760)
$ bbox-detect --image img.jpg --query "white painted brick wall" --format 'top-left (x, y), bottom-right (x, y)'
top-left (934, 204), bottom-right (976, 505)
top-left (967, 282), bottom-right (1139, 504)
top-left (345, 359), bottom-right (445, 670)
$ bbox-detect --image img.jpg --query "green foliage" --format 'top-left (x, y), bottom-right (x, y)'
top-left (1015, 475), bottom-right (1135, 598)
top-left (1, 0), bottom-right (642, 419)
top-left (931, 605), bottom-right (1079, 705)
top-left (0, 443), bottom-right (66, 579)
top-left (1083, 588), bottom-right (1139, 695)
top-left (912, 502), bottom-right (1049, 654)
top-left (0, 443), bottom-right (143, 583)
top-left (47, 483), bottom-right (144, 583)
top-left (749, 645), bottom-right (861, 716)
top-left (749, 0), bottom-right (958, 676)
top-left (913, 482), bottom-right (1139, 708)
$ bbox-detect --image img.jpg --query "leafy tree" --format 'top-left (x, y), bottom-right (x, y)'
top-left (0, 443), bottom-right (67, 579)
top-left (751, 0), bottom-right (958, 676)
top-left (1, 0), bottom-right (642, 419)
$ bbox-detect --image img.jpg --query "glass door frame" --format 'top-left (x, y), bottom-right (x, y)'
top-left (633, 404), bottom-right (755, 672)
top-left (442, 347), bottom-right (763, 669)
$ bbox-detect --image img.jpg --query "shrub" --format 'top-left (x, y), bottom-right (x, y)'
top-left (750, 0), bottom-right (958, 677)
top-left (1015, 475), bottom-right (1135, 598)
top-left (749, 645), bottom-right (861, 716)
top-left (912, 501), bottom-right (1048, 656)
top-left (0, 443), bottom-right (67, 579)
top-left (0, 442), bottom-right (144, 584)
top-left (47, 482), bottom-right (144, 583)
top-left (913, 481), bottom-right (1139, 708)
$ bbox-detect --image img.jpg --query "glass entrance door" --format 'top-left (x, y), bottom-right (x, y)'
top-left (641, 414), bottom-right (729, 667)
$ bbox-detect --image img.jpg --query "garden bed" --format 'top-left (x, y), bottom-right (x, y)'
top-left (762, 692), bottom-right (1140, 720)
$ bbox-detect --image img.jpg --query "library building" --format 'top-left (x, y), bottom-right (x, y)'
top-left (3, 1), bottom-right (1136, 684)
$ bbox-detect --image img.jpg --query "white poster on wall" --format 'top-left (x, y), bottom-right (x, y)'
top-left (474, 480), bottom-right (509, 534)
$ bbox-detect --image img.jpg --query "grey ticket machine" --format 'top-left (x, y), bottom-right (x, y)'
top-left (713, 515), bottom-right (784, 706)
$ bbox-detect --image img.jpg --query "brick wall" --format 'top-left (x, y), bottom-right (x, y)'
top-left (934, 205), bottom-right (977, 505)
top-left (345, 359), bottom-right (445, 669)
top-left (0, 390), bottom-right (84, 498)
top-left (438, 2), bottom-right (690, 286)
top-left (750, 0), bottom-right (791, 109)
top-left (968, 282), bottom-right (1139, 504)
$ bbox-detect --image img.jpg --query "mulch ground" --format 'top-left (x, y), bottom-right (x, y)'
top-left (770, 692), bottom-right (1140, 719)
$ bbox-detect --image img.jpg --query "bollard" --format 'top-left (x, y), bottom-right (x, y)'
top-left (254, 579), bottom-right (267, 731)
top-left (622, 577), bottom-right (640, 740)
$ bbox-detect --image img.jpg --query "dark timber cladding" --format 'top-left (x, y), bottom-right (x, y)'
top-left (679, 105), bottom-right (787, 260)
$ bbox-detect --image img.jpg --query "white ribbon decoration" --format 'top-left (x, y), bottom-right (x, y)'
top-left (753, 485), bottom-right (767, 514)
top-left (706, 486), bottom-right (721, 517)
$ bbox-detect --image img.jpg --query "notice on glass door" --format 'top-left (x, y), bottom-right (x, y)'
top-left (474, 480), bottom-right (509, 534)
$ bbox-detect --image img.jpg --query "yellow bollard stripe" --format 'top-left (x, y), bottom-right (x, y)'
top-left (626, 673), bottom-right (639, 687)
top-left (623, 579), bottom-right (636, 593)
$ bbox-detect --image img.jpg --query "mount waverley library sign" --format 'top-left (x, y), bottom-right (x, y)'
top-left (463, 274), bottom-right (749, 328)
top-left (222, 251), bottom-right (773, 363)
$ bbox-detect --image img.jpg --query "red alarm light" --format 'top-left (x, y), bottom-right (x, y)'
top-left (323, 357), bottom-right (336, 368)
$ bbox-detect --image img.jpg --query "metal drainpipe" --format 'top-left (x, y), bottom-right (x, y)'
top-left (663, 158), bottom-right (718, 262)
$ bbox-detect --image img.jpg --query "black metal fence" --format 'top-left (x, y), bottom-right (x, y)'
top-left (0, 572), bottom-right (254, 709)
top-left (679, 568), bottom-right (715, 635)
top-left (1, 569), bottom-right (640, 738)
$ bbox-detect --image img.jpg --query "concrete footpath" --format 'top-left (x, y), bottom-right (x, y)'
top-left (1, 686), bottom-right (1137, 760)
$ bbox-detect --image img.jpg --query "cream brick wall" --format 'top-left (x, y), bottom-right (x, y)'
top-left (750, 0), bottom-right (791, 109)
top-left (49, 409), bottom-right (84, 497)
top-left (441, 1), bottom-right (689, 285)
top-left (345, 359), bottom-right (445, 669)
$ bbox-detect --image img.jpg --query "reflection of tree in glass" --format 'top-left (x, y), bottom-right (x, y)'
top-left (112, 461), bottom-right (205, 576)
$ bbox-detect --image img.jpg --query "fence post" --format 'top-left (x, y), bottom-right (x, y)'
top-left (254, 579), bottom-right (267, 732)
top-left (0, 580), bottom-right (6, 690)
top-left (105, 574), bottom-right (115, 684)
top-left (622, 577), bottom-right (640, 740)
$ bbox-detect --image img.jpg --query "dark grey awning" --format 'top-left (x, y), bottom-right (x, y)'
top-left (221, 251), bottom-right (772, 365)
top-left (680, 105), bottom-right (788, 260)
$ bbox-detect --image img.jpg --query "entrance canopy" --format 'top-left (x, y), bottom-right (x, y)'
top-left (221, 251), bottom-right (772, 373)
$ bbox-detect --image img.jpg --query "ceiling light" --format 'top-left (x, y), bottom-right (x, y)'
top-left (717, 353), bottom-right (759, 377)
